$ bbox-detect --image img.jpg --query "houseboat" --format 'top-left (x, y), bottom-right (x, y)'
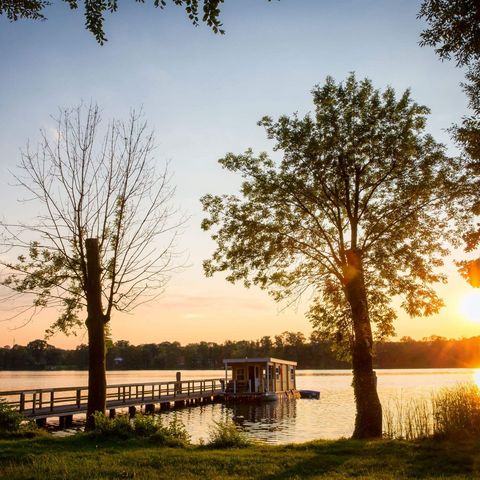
top-left (222, 357), bottom-right (300, 401)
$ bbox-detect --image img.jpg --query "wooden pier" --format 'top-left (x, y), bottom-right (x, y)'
top-left (0, 378), bottom-right (224, 426)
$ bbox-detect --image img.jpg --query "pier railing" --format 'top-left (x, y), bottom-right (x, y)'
top-left (0, 378), bottom-right (224, 417)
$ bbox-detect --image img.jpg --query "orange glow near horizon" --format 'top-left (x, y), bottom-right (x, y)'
top-left (2, 262), bottom-right (480, 349)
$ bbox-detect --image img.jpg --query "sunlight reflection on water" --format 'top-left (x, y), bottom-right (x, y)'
top-left (473, 369), bottom-right (480, 388)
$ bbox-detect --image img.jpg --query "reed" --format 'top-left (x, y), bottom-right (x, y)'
top-left (383, 395), bottom-right (432, 440)
top-left (432, 383), bottom-right (480, 438)
top-left (383, 383), bottom-right (480, 440)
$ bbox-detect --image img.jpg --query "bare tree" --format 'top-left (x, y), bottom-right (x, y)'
top-left (1, 104), bottom-right (183, 427)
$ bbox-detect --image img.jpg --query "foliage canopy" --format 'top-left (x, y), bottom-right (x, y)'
top-left (419, 0), bottom-right (480, 287)
top-left (202, 74), bottom-right (464, 350)
top-left (0, 0), bottom-right (246, 44)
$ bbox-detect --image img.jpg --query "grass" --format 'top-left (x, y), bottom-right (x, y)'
top-left (1, 434), bottom-right (479, 479)
top-left (3, 384), bottom-right (480, 478)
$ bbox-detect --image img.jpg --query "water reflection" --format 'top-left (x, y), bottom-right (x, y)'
top-left (158, 396), bottom-right (348, 444)
top-left (1, 369), bottom-right (479, 444)
top-left (156, 400), bottom-right (301, 444)
top-left (230, 399), bottom-right (297, 440)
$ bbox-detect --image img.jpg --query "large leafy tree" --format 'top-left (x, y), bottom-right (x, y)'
top-left (0, 0), bottom-right (270, 44)
top-left (201, 74), bottom-right (464, 438)
top-left (1, 104), bottom-right (181, 427)
top-left (419, 0), bottom-right (480, 286)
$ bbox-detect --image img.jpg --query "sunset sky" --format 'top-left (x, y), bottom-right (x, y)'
top-left (0, 0), bottom-right (477, 349)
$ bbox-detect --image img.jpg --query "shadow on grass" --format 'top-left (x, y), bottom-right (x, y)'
top-left (1, 434), bottom-right (479, 479)
top-left (256, 438), bottom-right (478, 479)
top-left (0, 432), bottom-right (150, 461)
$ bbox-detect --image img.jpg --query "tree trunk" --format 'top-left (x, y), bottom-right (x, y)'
top-left (344, 248), bottom-right (382, 439)
top-left (85, 238), bottom-right (107, 430)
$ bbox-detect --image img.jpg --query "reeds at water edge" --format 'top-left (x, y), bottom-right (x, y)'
top-left (383, 383), bottom-right (480, 440)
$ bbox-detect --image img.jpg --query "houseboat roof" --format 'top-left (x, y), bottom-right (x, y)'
top-left (223, 357), bottom-right (297, 366)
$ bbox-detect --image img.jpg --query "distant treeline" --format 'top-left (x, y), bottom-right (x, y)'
top-left (1, 333), bottom-right (480, 371)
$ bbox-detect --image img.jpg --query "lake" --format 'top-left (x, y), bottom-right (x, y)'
top-left (1, 368), bottom-right (478, 443)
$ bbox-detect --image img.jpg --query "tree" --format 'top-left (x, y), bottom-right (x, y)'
top-left (26, 339), bottom-right (50, 365)
top-left (0, 0), bottom-right (271, 44)
top-left (201, 74), bottom-right (464, 438)
top-left (419, 0), bottom-right (480, 121)
top-left (1, 104), bottom-right (181, 427)
top-left (418, 0), bottom-right (480, 287)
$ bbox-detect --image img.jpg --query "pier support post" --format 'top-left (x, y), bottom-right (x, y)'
top-left (174, 400), bottom-right (185, 408)
top-left (128, 406), bottom-right (136, 418)
top-left (109, 409), bottom-right (116, 419)
top-left (145, 404), bottom-right (155, 414)
top-left (160, 402), bottom-right (170, 411)
top-left (36, 418), bottom-right (46, 428)
top-left (175, 372), bottom-right (182, 395)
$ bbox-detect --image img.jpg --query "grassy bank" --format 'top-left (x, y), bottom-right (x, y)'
top-left (1, 434), bottom-right (479, 479)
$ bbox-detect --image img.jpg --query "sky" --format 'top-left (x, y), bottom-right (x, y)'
top-left (0, 0), bottom-right (477, 349)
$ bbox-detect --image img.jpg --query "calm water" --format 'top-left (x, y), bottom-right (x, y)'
top-left (1, 369), bottom-right (478, 443)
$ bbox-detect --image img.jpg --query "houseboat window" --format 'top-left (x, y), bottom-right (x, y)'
top-left (275, 366), bottom-right (280, 380)
top-left (236, 368), bottom-right (245, 381)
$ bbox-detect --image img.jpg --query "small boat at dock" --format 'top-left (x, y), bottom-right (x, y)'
top-left (299, 390), bottom-right (320, 399)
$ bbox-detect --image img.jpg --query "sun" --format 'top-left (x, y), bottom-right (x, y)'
top-left (460, 290), bottom-right (480, 323)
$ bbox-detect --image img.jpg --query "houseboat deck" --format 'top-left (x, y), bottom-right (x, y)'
top-left (223, 357), bottom-right (300, 400)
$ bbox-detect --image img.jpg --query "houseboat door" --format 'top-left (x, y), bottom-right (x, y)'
top-left (248, 366), bottom-right (258, 392)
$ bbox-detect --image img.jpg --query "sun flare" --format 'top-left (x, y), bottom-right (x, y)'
top-left (460, 290), bottom-right (480, 323)
top-left (474, 370), bottom-right (480, 389)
